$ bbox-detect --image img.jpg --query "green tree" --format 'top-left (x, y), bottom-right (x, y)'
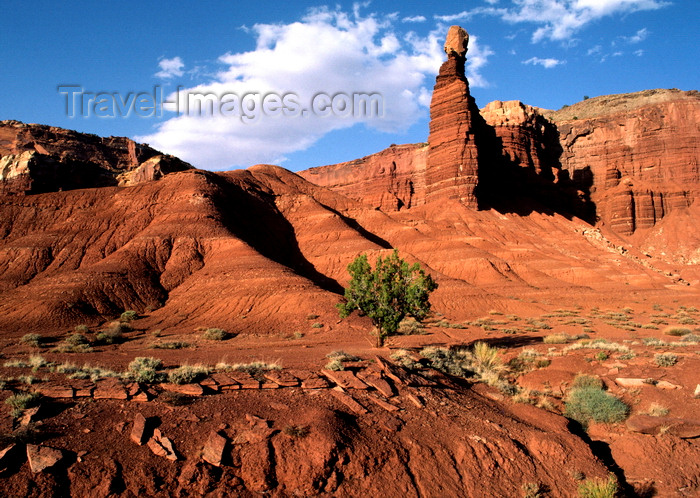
top-left (337, 250), bottom-right (438, 347)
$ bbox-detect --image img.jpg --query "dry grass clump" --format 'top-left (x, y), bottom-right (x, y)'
top-left (653, 353), bottom-right (678, 367)
top-left (202, 328), bottom-right (230, 341)
top-left (563, 340), bottom-right (630, 354)
top-left (168, 364), bottom-right (210, 384)
top-left (19, 333), bottom-right (44, 348)
top-left (663, 326), bottom-right (692, 336)
top-left (645, 402), bottom-right (669, 417)
top-left (577, 474), bottom-right (619, 498)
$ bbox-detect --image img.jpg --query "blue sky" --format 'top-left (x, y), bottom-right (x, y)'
top-left (1, 0), bottom-right (697, 171)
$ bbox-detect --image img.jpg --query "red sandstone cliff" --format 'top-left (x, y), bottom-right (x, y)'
top-left (0, 120), bottom-right (192, 193)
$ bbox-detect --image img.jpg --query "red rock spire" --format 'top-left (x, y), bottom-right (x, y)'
top-left (425, 26), bottom-right (481, 207)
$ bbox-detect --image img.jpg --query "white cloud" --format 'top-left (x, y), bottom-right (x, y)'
top-left (402, 15), bottom-right (426, 23)
top-left (438, 0), bottom-right (668, 43)
top-left (634, 48), bottom-right (644, 56)
top-left (623, 27), bottom-right (648, 43)
top-left (587, 44), bottom-right (602, 55)
top-left (522, 56), bottom-right (565, 68)
top-left (139, 8), bottom-right (493, 170)
top-left (155, 57), bottom-right (185, 79)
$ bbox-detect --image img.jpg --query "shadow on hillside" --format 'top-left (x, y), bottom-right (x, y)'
top-left (473, 107), bottom-right (597, 224)
top-left (211, 175), bottom-right (356, 295)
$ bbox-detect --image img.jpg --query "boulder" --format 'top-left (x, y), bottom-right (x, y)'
top-left (26, 444), bottom-right (63, 473)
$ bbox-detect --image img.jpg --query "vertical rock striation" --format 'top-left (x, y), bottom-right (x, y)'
top-left (425, 26), bottom-right (481, 207)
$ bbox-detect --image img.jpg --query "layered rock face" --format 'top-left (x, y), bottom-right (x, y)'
top-left (549, 91), bottom-right (700, 235)
top-left (299, 143), bottom-right (428, 211)
top-left (425, 26), bottom-right (481, 207)
top-left (0, 120), bottom-right (192, 193)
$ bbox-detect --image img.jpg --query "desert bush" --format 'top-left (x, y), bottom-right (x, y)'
top-left (326, 350), bottom-right (360, 362)
top-left (664, 326), bottom-right (691, 336)
top-left (96, 321), bottom-right (129, 345)
top-left (149, 341), bottom-right (190, 350)
top-left (324, 359), bottom-right (345, 371)
top-left (521, 482), bottom-right (546, 498)
top-left (577, 474), bottom-right (618, 498)
top-left (19, 333), bottom-right (43, 348)
top-left (55, 363), bottom-right (119, 381)
top-left (168, 364), bottom-right (209, 384)
top-left (527, 319), bottom-right (552, 330)
top-left (306, 313), bottom-right (319, 320)
top-left (65, 333), bottom-right (90, 346)
top-left (654, 353), bottom-right (678, 367)
top-left (202, 328), bottom-right (230, 341)
top-left (572, 374), bottom-right (603, 390)
top-left (28, 355), bottom-right (48, 372)
top-left (4, 359), bottom-right (29, 368)
top-left (128, 357), bottom-right (164, 383)
top-left (420, 346), bottom-right (473, 377)
top-left (120, 310), bottom-right (138, 322)
top-left (390, 349), bottom-right (419, 369)
top-left (646, 402), bottom-right (669, 417)
top-left (641, 324), bottom-right (658, 330)
top-left (680, 333), bottom-right (700, 342)
top-left (563, 341), bottom-right (630, 354)
top-left (74, 324), bottom-right (90, 334)
top-left (220, 361), bottom-right (281, 379)
top-left (472, 342), bottom-right (502, 372)
top-left (5, 392), bottom-right (41, 418)
top-left (311, 322), bottom-right (324, 329)
top-left (565, 387), bottom-right (629, 426)
top-left (595, 352), bottom-right (609, 362)
top-left (543, 333), bottom-right (572, 344)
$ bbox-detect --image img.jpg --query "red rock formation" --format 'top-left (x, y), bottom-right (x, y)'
top-left (0, 120), bottom-right (192, 193)
top-left (425, 27), bottom-right (481, 207)
top-left (299, 143), bottom-right (427, 210)
top-left (551, 92), bottom-right (700, 235)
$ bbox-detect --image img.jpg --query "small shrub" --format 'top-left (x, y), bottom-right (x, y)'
top-left (28, 355), bottom-right (48, 371)
top-left (4, 359), bottom-right (29, 368)
top-left (150, 341), bottom-right (190, 350)
top-left (326, 350), bottom-right (360, 362)
top-left (65, 333), bottom-right (90, 346)
top-left (565, 387), bottom-right (629, 426)
top-left (543, 333), bottom-right (572, 344)
top-left (202, 328), bottom-right (230, 341)
top-left (680, 333), bottom-right (700, 343)
top-left (96, 321), bottom-right (130, 345)
top-left (420, 346), bottom-right (473, 377)
top-left (306, 314), bottom-right (319, 320)
top-left (641, 324), bottom-right (658, 330)
top-left (646, 402), bottom-right (669, 417)
top-left (5, 392), bottom-right (41, 418)
top-left (120, 310), bottom-right (138, 322)
top-left (654, 353), bottom-right (678, 367)
top-left (664, 326), bottom-right (691, 336)
top-left (390, 349), bottom-right (419, 369)
top-left (595, 352), bottom-right (609, 362)
top-left (168, 364), bottom-right (209, 384)
top-left (472, 342), bottom-right (502, 372)
top-left (311, 322), bottom-right (324, 329)
top-left (291, 331), bottom-right (304, 340)
top-left (397, 317), bottom-right (426, 335)
top-left (128, 357), bottom-right (164, 383)
top-left (324, 359), bottom-right (345, 371)
top-left (283, 425), bottom-right (310, 438)
top-left (19, 334), bottom-right (43, 348)
top-left (223, 361), bottom-right (281, 379)
top-left (522, 482), bottom-right (545, 498)
top-left (74, 324), bottom-right (90, 334)
top-left (578, 474), bottom-right (618, 498)
top-left (572, 374), bottom-right (603, 390)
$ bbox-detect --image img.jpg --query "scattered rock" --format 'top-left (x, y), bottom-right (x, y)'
top-left (36, 383), bottom-right (74, 399)
top-left (626, 415), bottom-right (667, 434)
top-left (26, 444), bottom-right (63, 473)
top-left (329, 388), bottom-right (367, 415)
top-left (202, 431), bottom-right (228, 467)
top-left (368, 395), bottom-right (400, 413)
top-left (210, 373), bottom-right (240, 391)
top-left (161, 383), bottom-right (204, 396)
top-left (130, 413), bottom-right (149, 445)
top-left (406, 394), bottom-right (424, 408)
top-left (695, 384), bottom-right (700, 398)
top-left (19, 406), bottom-right (40, 426)
top-left (300, 372), bottom-right (330, 389)
top-left (226, 372), bottom-right (260, 389)
top-left (147, 429), bottom-right (178, 461)
top-left (615, 378), bottom-right (648, 388)
top-left (321, 369), bottom-right (369, 390)
top-left (263, 370), bottom-right (299, 387)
